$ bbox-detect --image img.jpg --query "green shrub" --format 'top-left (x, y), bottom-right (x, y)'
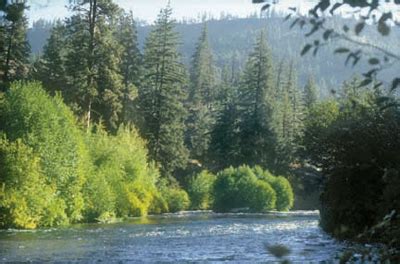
top-left (0, 82), bottom-right (88, 225)
top-left (212, 167), bottom-right (244, 212)
top-left (0, 138), bottom-right (65, 229)
top-left (188, 171), bottom-right (215, 210)
top-left (165, 188), bottom-right (190, 213)
top-left (270, 177), bottom-right (294, 211)
top-left (148, 190), bottom-right (169, 214)
top-left (212, 166), bottom-right (279, 212)
top-left (84, 125), bottom-right (161, 220)
top-left (249, 180), bottom-right (277, 211)
top-left (253, 167), bottom-right (294, 211)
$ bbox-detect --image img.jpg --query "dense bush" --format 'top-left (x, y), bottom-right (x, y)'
top-left (159, 179), bottom-right (190, 213)
top-left (304, 93), bottom-right (400, 239)
top-left (0, 138), bottom-right (66, 229)
top-left (211, 166), bottom-right (292, 212)
top-left (253, 167), bottom-right (294, 211)
top-left (0, 82), bottom-right (190, 228)
top-left (84, 125), bottom-right (161, 221)
top-left (187, 171), bottom-right (215, 210)
top-left (0, 82), bottom-right (88, 227)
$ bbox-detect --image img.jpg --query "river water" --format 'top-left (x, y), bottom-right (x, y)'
top-left (0, 211), bottom-right (346, 263)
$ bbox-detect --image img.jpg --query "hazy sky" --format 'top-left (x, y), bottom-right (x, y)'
top-left (26, 0), bottom-right (316, 23)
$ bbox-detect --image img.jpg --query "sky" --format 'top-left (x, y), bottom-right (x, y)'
top-left (25, 0), bottom-right (317, 24)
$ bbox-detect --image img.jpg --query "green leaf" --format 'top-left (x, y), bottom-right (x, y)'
top-left (301, 44), bottom-right (312, 56)
top-left (391, 78), bottom-right (400, 91)
top-left (378, 21), bottom-right (390, 36)
top-left (335, 48), bottom-right (350, 54)
top-left (368, 58), bottom-right (380, 65)
top-left (355, 22), bottom-right (365, 35)
top-left (358, 78), bottom-right (372, 88)
top-left (323, 29), bottom-right (333, 40)
top-left (261, 4), bottom-right (271, 12)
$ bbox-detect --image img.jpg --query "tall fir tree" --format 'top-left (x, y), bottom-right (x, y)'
top-left (63, 0), bottom-right (123, 131)
top-left (304, 75), bottom-right (319, 109)
top-left (209, 65), bottom-right (241, 170)
top-left (116, 12), bottom-right (142, 124)
top-left (274, 61), bottom-right (305, 171)
top-left (236, 31), bottom-right (276, 168)
top-left (187, 24), bottom-right (216, 161)
top-left (0, 1), bottom-right (30, 91)
top-left (33, 22), bottom-right (68, 96)
top-left (138, 5), bottom-right (189, 178)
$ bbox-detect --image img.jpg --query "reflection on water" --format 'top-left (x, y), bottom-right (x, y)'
top-left (0, 211), bottom-right (344, 263)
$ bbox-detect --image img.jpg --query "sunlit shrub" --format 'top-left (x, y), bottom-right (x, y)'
top-left (249, 180), bottom-right (277, 211)
top-left (253, 167), bottom-right (294, 211)
top-left (148, 190), bottom-right (169, 214)
top-left (0, 138), bottom-right (64, 229)
top-left (0, 82), bottom-right (88, 225)
top-left (212, 167), bottom-right (243, 212)
top-left (159, 181), bottom-right (190, 213)
top-left (84, 124), bottom-right (161, 220)
top-left (188, 171), bottom-right (215, 210)
top-left (212, 166), bottom-right (279, 212)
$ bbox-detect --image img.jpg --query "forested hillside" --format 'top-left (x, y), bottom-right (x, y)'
top-left (28, 12), bottom-right (399, 95)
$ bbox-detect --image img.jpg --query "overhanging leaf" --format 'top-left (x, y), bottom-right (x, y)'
top-left (355, 22), bottom-right (365, 35)
top-left (368, 58), bottom-right (380, 65)
top-left (301, 44), bottom-right (312, 56)
top-left (335, 48), bottom-right (350, 53)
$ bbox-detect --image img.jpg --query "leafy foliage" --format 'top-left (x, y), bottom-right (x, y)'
top-left (188, 170), bottom-right (216, 210)
top-left (304, 89), bottom-right (400, 238)
top-left (212, 166), bottom-right (293, 212)
top-left (0, 82), bottom-right (87, 227)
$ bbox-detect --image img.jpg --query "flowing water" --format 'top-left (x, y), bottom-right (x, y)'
top-left (0, 211), bottom-right (347, 263)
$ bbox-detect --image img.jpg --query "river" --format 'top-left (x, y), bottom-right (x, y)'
top-left (0, 211), bottom-right (348, 263)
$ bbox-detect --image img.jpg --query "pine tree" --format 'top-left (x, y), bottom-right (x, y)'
top-left (64, 0), bottom-right (123, 131)
top-left (0, 1), bottom-right (30, 91)
top-left (304, 75), bottom-right (319, 109)
top-left (237, 31), bottom-right (276, 167)
top-left (138, 5), bottom-right (189, 178)
top-left (187, 24), bottom-right (216, 161)
top-left (116, 12), bottom-right (142, 124)
top-left (209, 66), bottom-right (241, 170)
top-left (33, 22), bottom-right (68, 96)
top-left (274, 61), bottom-right (305, 171)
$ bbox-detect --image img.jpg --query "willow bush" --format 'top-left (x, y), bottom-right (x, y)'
top-left (84, 125), bottom-right (162, 221)
top-left (211, 165), bottom-right (292, 212)
top-left (188, 171), bottom-right (216, 210)
top-left (0, 82), bottom-right (89, 228)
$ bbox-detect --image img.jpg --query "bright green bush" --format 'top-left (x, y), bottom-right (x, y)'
top-left (253, 167), bottom-right (294, 211)
top-left (0, 82), bottom-right (88, 226)
top-left (163, 188), bottom-right (190, 213)
top-left (158, 178), bottom-right (190, 213)
top-left (84, 125), bottom-right (161, 220)
top-left (0, 138), bottom-right (66, 229)
top-left (188, 171), bottom-right (215, 210)
top-left (270, 177), bottom-right (294, 211)
top-left (148, 190), bottom-right (169, 214)
top-left (212, 167), bottom-right (244, 212)
top-left (212, 166), bottom-right (279, 212)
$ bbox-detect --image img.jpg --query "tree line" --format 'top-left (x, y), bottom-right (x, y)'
top-left (2, 1), bottom-right (314, 178)
top-left (0, 0), bottom-right (298, 229)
